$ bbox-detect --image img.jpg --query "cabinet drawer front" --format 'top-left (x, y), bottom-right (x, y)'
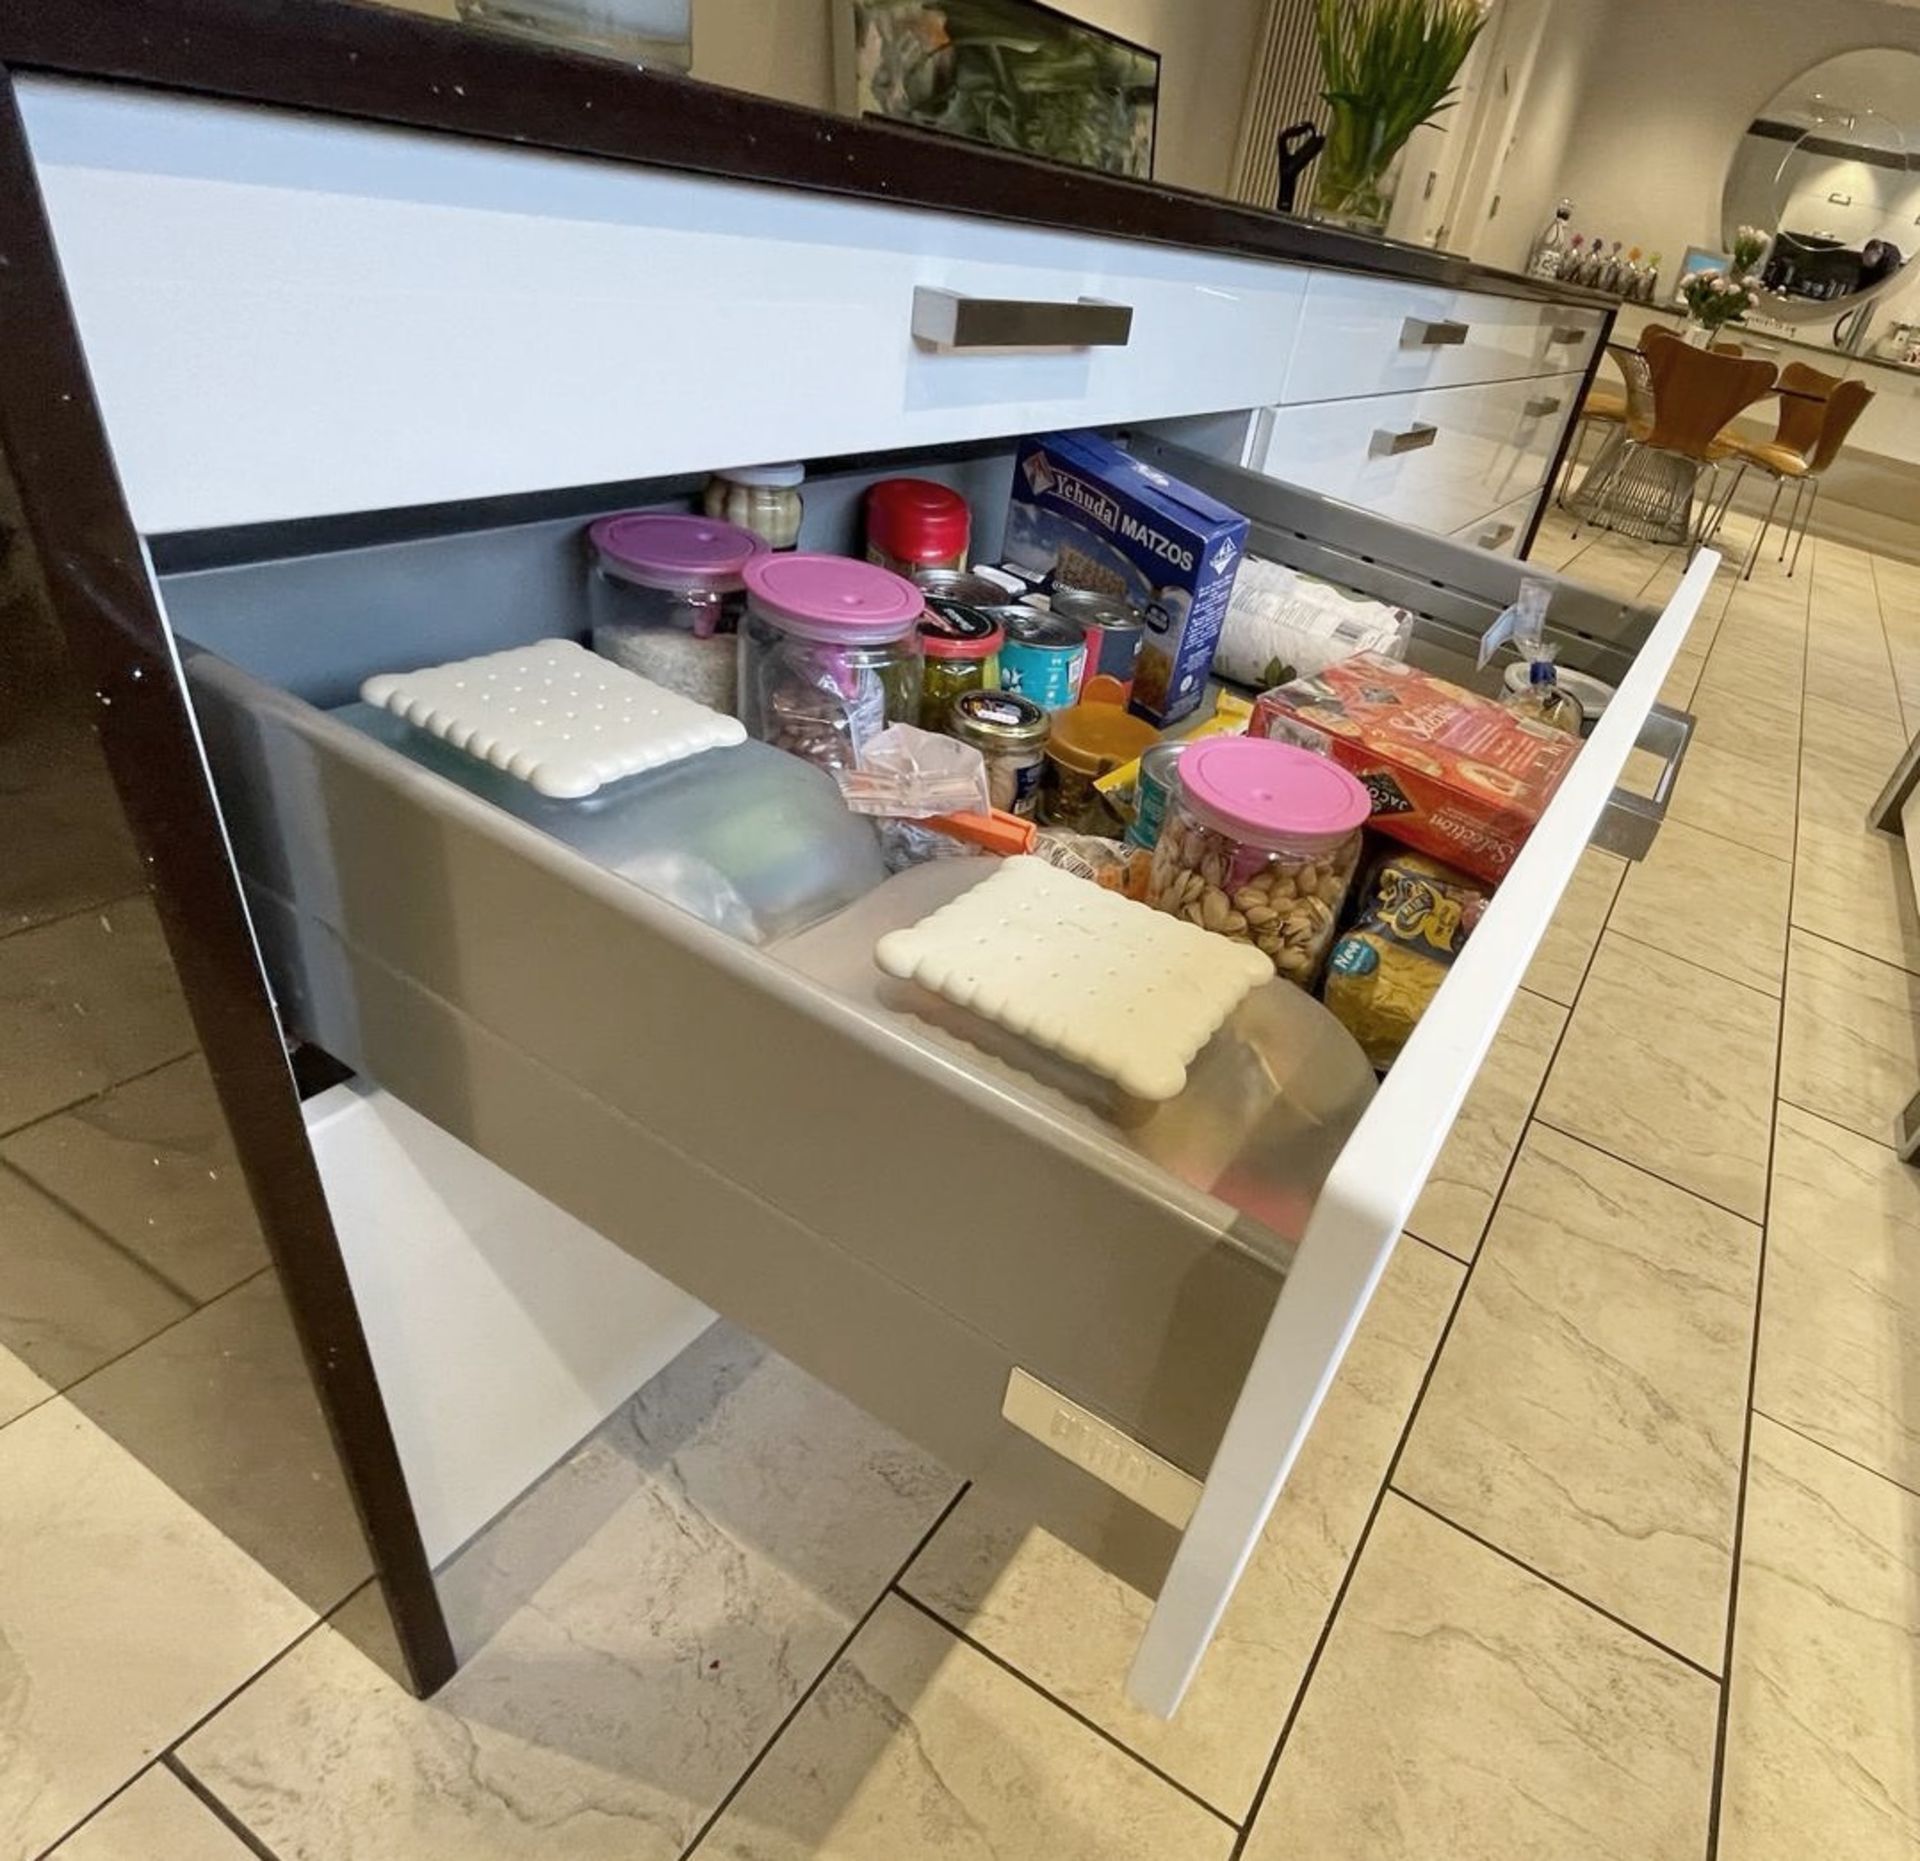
top-left (1284, 271), bottom-right (1603, 405)
top-left (1452, 490), bottom-right (1540, 557)
top-left (22, 79), bottom-right (1305, 533)
top-left (1258, 374), bottom-right (1581, 534)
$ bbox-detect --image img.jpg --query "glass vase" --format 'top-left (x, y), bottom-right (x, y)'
top-left (1310, 124), bottom-right (1406, 237)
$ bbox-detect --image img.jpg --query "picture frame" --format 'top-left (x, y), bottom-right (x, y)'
top-left (832, 0), bottom-right (1160, 181)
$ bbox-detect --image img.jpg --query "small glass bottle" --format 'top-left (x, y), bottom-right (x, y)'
top-left (1527, 200), bottom-right (1574, 279)
top-left (1505, 657), bottom-right (1583, 736)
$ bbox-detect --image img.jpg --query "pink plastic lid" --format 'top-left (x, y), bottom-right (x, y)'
top-left (743, 552), bottom-right (924, 644)
top-left (1178, 737), bottom-right (1370, 849)
top-left (590, 512), bottom-right (766, 591)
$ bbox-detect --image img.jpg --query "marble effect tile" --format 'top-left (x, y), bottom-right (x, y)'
top-left (0, 1342), bottom-right (53, 1430)
top-left (1780, 929), bottom-right (1920, 1148)
top-left (899, 1237), bottom-right (1461, 1819)
top-left (1244, 1496), bottom-right (1719, 1859)
top-left (1789, 816), bottom-right (1920, 977)
top-left (0, 897), bottom-right (196, 1137)
top-left (1523, 848), bottom-right (1626, 1007)
top-left (1398, 1126), bottom-right (1758, 1668)
top-left (49, 1767), bottom-right (255, 1861)
top-left (0, 1399), bottom-right (312, 1861)
top-left (1407, 989), bottom-right (1565, 1261)
top-left (692, 1597), bottom-right (1234, 1860)
top-left (1664, 737), bottom-right (1797, 862)
top-left (181, 1328), bottom-right (959, 1861)
top-left (1758, 1105), bottom-right (1920, 1494)
top-left (2, 1054), bottom-right (269, 1303)
top-left (0, 1161), bottom-right (188, 1390)
top-left (1718, 1418), bottom-right (1920, 1859)
top-left (1609, 817), bottom-right (1791, 996)
top-left (1538, 932), bottom-right (1778, 1220)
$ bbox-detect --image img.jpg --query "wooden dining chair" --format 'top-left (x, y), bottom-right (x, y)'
top-left (1709, 363), bottom-right (1875, 579)
top-left (1569, 343), bottom-right (1778, 548)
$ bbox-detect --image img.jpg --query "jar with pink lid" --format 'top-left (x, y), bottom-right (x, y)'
top-left (1147, 736), bottom-right (1370, 988)
top-left (738, 553), bottom-right (925, 773)
top-left (588, 511), bottom-right (767, 715)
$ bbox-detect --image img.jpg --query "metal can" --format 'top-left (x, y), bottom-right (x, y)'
top-left (1127, 740), bottom-right (1188, 850)
top-left (999, 610), bottom-right (1088, 712)
top-left (948, 688), bottom-right (1049, 818)
top-left (1049, 588), bottom-right (1145, 700)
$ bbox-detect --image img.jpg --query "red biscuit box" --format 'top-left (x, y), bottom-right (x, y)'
top-left (1250, 652), bottom-right (1578, 884)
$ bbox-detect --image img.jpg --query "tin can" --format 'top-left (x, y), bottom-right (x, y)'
top-left (948, 688), bottom-right (1048, 817)
top-left (1127, 740), bottom-right (1188, 851)
top-left (1049, 588), bottom-right (1145, 700)
top-left (999, 610), bottom-right (1088, 712)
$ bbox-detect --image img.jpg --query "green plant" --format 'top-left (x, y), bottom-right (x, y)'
top-left (1681, 268), bottom-right (1757, 331)
top-left (1313, 0), bottom-right (1486, 226)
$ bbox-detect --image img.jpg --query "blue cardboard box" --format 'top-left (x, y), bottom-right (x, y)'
top-left (1003, 431), bottom-right (1250, 726)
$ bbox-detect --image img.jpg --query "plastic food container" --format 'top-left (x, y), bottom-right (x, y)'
top-left (589, 511), bottom-right (767, 714)
top-left (738, 553), bottom-right (924, 774)
top-left (703, 463), bottom-right (805, 550)
top-left (1000, 609), bottom-right (1088, 712)
top-left (1048, 587), bottom-right (1145, 701)
top-left (1040, 702), bottom-right (1160, 835)
top-left (1148, 736), bottom-right (1370, 987)
top-left (946, 688), bottom-right (1049, 817)
top-left (867, 478), bottom-right (972, 575)
top-left (915, 581), bottom-right (1008, 731)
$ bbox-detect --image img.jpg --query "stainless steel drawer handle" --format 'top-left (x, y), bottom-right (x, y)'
top-left (1524, 395), bottom-right (1565, 418)
top-left (1403, 317), bottom-right (1470, 348)
top-left (911, 287), bottom-right (1134, 352)
top-left (1593, 701), bottom-right (1694, 861)
top-left (1478, 521), bottom-right (1518, 549)
top-left (1547, 325), bottom-right (1587, 345)
top-left (1372, 422), bottom-right (1439, 457)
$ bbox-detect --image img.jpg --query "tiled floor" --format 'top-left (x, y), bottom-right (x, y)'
top-left (10, 511), bottom-right (1920, 1858)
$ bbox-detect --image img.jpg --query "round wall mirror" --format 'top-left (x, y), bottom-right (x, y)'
top-left (1724, 50), bottom-right (1920, 323)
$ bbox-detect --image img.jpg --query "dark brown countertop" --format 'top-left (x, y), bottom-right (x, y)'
top-left (0, 0), bottom-right (1613, 311)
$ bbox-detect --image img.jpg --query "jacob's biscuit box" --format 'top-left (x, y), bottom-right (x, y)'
top-left (1003, 431), bottom-right (1250, 727)
top-left (1251, 652), bottom-right (1578, 883)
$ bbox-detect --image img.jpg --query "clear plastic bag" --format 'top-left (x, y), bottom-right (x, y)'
top-left (834, 724), bottom-right (992, 819)
top-left (1215, 556), bottom-right (1413, 690)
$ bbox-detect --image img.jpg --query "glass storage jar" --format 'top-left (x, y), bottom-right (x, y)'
top-left (866, 478), bottom-right (971, 576)
top-left (947, 688), bottom-right (1048, 817)
top-left (738, 553), bottom-right (924, 774)
top-left (589, 511), bottom-right (766, 714)
top-left (703, 463), bottom-right (805, 550)
top-left (1148, 736), bottom-right (1369, 988)
top-left (914, 572), bottom-right (1011, 730)
top-left (1039, 701), bottom-right (1159, 835)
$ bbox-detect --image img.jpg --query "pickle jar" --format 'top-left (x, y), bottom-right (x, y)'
top-left (738, 553), bottom-right (924, 775)
top-left (703, 463), bottom-right (805, 550)
top-left (1148, 737), bottom-right (1370, 987)
top-left (914, 573), bottom-right (1010, 730)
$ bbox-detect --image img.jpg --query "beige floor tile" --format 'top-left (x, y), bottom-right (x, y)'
top-left (181, 1328), bottom-right (959, 1861)
top-left (2, 1054), bottom-right (268, 1303)
top-left (899, 1237), bottom-right (1461, 1819)
top-left (48, 1766), bottom-right (255, 1861)
top-left (1686, 693), bottom-right (1801, 768)
top-left (1758, 1104), bottom-right (1920, 1493)
top-left (1398, 1126), bottom-right (1758, 1668)
top-left (1523, 848), bottom-right (1626, 1007)
top-left (1658, 647), bottom-right (1703, 710)
top-left (0, 772), bottom-right (145, 942)
top-left (1781, 929), bottom-right (1920, 1147)
top-left (0, 1399), bottom-right (312, 1861)
top-left (1805, 643), bottom-right (1903, 726)
top-left (1610, 817), bottom-right (1791, 996)
top-left (691, 1596), bottom-right (1234, 1860)
top-left (1665, 736), bottom-right (1797, 862)
top-left (1797, 712), bottom-right (1906, 831)
top-left (1407, 989), bottom-right (1565, 1261)
top-left (0, 898), bottom-right (196, 1136)
top-left (1718, 1418), bottom-right (1920, 1859)
top-left (1791, 815), bottom-right (1920, 975)
top-left (1243, 1496), bottom-right (1718, 1860)
top-left (1538, 932), bottom-right (1778, 1220)
top-left (0, 1161), bottom-right (189, 1390)
top-left (0, 1342), bottom-right (52, 1430)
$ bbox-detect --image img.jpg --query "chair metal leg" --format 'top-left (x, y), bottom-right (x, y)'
top-left (1789, 479), bottom-right (1820, 579)
top-left (1742, 472), bottom-right (1787, 581)
top-left (1780, 477), bottom-right (1809, 563)
top-left (1707, 461), bottom-right (1749, 543)
top-left (1555, 417), bottom-right (1593, 509)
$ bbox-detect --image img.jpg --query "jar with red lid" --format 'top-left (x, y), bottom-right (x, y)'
top-left (738, 553), bottom-right (925, 774)
top-left (1147, 737), bottom-right (1370, 987)
top-left (588, 511), bottom-right (767, 714)
top-left (866, 478), bottom-right (971, 576)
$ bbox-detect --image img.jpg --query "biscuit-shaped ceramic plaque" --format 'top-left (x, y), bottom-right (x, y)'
top-left (874, 855), bottom-right (1271, 1100)
top-left (362, 639), bottom-right (744, 799)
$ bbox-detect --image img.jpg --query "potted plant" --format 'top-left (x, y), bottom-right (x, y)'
top-left (1311, 0), bottom-right (1487, 234)
top-left (1680, 268), bottom-right (1758, 341)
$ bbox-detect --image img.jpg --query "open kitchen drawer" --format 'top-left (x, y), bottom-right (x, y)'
top-left (167, 435), bottom-right (1711, 1717)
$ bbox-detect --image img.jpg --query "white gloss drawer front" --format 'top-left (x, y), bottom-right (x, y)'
top-left (1256, 374), bottom-right (1581, 534)
top-left (1283, 271), bottom-right (1603, 404)
top-left (1452, 490), bottom-right (1541, 557)
top-left (20, 77), bottom-right (1308, 534)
